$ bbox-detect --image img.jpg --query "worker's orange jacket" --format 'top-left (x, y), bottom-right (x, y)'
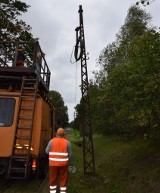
top-left (49, 138), bottom-right (69, 166)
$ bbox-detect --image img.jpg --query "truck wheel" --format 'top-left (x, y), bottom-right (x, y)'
top-left (38, 156), bottom-right (49, 180)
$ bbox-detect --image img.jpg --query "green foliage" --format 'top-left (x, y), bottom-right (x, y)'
top-left (91, 5), bottom-right (160, 145)
top-left (98, 31), bottom-right (160, 139)
top-left (73, 103), bottom-right (83, 131)
top-left (70, 5), bottom-right (160, 148)
top-left (117, 5), bottom-right (152, 43)
top-left (0, 0), bottom-right (34, 41)
top-left (97, 5), bottom-right (153, 82)
top-left (48, 90), bottom-right (69, 129)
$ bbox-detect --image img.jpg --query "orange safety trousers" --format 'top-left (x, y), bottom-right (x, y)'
top-left (49, 165), bottom-right (68, 193)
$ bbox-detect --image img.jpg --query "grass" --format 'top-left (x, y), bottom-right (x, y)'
top-left (66, 131), bottom-right (160, 193)
top-left (4, 129), bottom-right (160, 193)
top-left (96, 136), bottom-right (160, 193)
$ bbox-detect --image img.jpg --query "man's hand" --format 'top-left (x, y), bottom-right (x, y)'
top-left (68, 165), bottom-right (76, 173)
top-left (68, 166), bottom-right (72, 172)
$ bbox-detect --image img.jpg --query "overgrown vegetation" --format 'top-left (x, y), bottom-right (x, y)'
top-left (74, 5), bottom-right (160, 147)
top-left (66, 131), bottom-right (160, 193)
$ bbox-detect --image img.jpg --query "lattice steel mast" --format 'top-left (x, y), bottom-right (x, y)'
top-left (74, 5), bottom-right (95, 175)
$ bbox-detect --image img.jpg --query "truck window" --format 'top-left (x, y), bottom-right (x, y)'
top-left (0, 98), bottom-right (15, 127)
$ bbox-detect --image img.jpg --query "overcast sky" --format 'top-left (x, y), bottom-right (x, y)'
top-left (23, 0), bottom-right (159, 122)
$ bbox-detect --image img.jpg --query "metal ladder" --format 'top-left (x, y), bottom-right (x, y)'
top-left (7, 76), bottom-right (39, 179)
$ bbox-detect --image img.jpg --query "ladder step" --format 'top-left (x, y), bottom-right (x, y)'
top-left (16, 134), bottom-right (30, 137)
top-left (21, 95), bottom-right (35, 98)
top-left (9, 157), bottom-right (28, 169)
top-left (16, 127), bottom-right (31, 130)
top-left (10, 167), bottom-right (26, 172)
top-left (18, 116), bottom-right (32, 120)
top-left (17, 124), bottom-right (31, 128)
top-left (23, 79), bottom-right (36, 82)
top-left (23, 78), bottom-right (37, 81)
top-left (16, 137), bottom-right (30, 140)
top-left (23, 87), bottom-right (35, 90)
top-left (22, 90), bottom-right (35, 93)
top-left (11, 156), bottom-right (28, 160)
top-left (13, 145), bottom-right (30, 150)
top-left (20, 106), bottom-right (34, 110)
top-left (16, 134), bottom-right (30, 139)
top-left (8, 176), bottom-right (26, 179)
top-left (22, 93), bottom-right (35, 96)
top-left (23, 86), bottom-right (36, 88)
top-left (21, 96), bottom-right (35, 99)
top-left (23, 83), bottom-right (37, 86)
top-left (19, 113), bottom-right (32, 116)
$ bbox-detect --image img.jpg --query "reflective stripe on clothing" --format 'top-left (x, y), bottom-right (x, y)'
top-left (45, 137), bottom-right (73, 166)
top-left (49, 152), bottom-right (68, 156)
top-left (49, 138), bottom-right (69, 166)
top-left (49, 166), bottom-right (68, 192)
top-left (60, 186), bottom-right (67, 193)
top-left (50, 185), bottom-right (57, 193)
top-left (60, 187), bottom-right (67, 190)
top-left (50, 190), bottom-right (56, 193)
top-left (49, 158), bottom-right (69, 162)
top-left (50, 185), bottom-right (57, 189)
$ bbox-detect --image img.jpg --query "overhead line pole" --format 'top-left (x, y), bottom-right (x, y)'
top-left (75, 5), bottom-right (95, 175)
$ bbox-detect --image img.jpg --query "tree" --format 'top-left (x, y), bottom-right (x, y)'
top-left (93, 5), bottom-right (160, 138)
top-left (95, 41), bottom-right (118, 84)
top-left (72, 80), bottom-right (103, 134)
top-left (97, 5), bottom-right (153, 79)
top-left (48, 90), bottom-right (69, 129)
top-left (0, 0), bottom-right (34, 41)
top-left (73, 103), bottom-right (83, 132)
top-left (117, 5), bottom-right (152, 43)
top-left (102, 30), bottom-right (160, 138)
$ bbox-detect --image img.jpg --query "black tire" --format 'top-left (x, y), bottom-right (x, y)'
top-left (38, 155), bottom-right (49, 180)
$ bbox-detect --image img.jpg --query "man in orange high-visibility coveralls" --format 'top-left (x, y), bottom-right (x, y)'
top-left (45, 128), bottom-right (73, 193)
